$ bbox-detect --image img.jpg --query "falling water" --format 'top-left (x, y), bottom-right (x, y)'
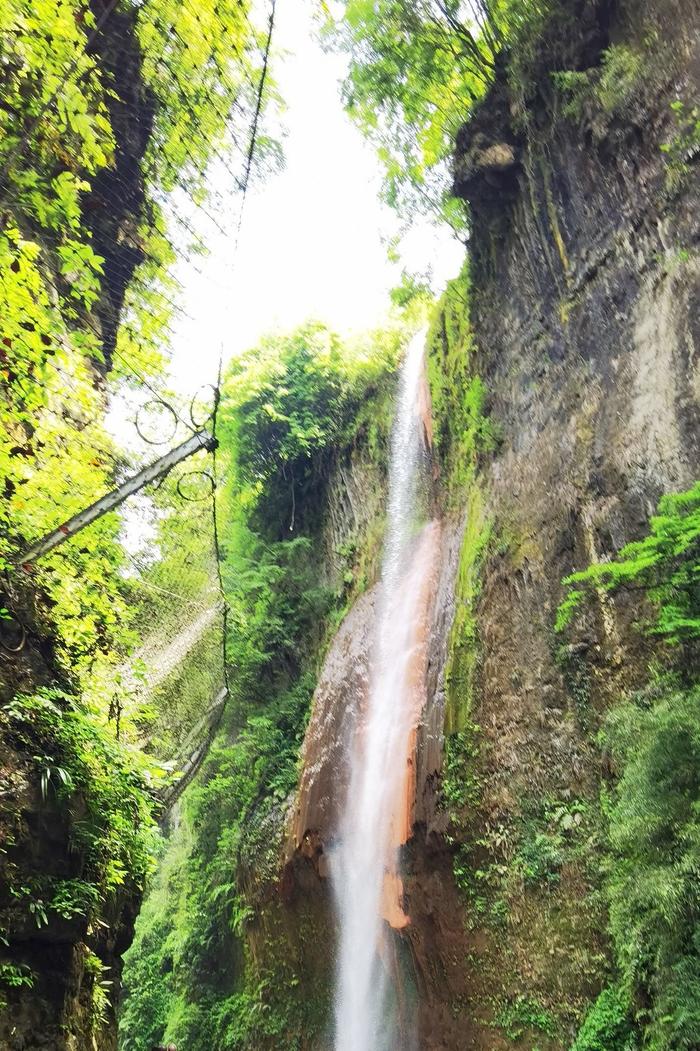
top-left (332, 331), bottom-right (437, 1051)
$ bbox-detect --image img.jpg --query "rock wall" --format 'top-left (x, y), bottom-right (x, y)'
top-left (174, 1), bottom-right (700, 1045)
top-left (85, 0), bottom-right (155, 375)
top-left (290, 0), bottom-right (699, 1045)
top-left (0, 9), bottom-right (155, 1046)
top-left (404, 0), bottom-right (700, 1046)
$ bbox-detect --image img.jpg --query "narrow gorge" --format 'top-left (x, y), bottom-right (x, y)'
top-left (1, 0), bottom-right (699, 1049)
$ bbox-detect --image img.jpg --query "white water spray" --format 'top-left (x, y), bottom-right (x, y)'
top-left (332, 331), bottom-right (436, 1051)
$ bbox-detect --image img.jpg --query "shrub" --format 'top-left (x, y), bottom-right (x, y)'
top-left (571, 984), bottom-right (636, 1051)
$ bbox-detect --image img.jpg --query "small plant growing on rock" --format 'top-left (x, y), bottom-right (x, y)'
top-left (661, 100), bottom-right (700, 190)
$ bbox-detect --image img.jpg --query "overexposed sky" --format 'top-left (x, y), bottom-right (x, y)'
top-left (165, 0), bottom-right (464, 394)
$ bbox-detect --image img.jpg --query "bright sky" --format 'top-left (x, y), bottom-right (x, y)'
top-left (165, 0), bottom-right (464, 395)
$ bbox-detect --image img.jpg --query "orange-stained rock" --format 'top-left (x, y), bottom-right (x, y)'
top-left (289, 516), bottom-right (461, 905)
top-left (290, 588), bottom-right (376, 862)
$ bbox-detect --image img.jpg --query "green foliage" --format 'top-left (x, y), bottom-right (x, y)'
top-left (498, 995), bottom-right (556, 1041)
top-left (389, 269), bottom-right (432, 308)
top-left (442, 722), bottom-right (481, 812)
top-left (558, 484), bottom-right (700, 1049)
top-left (326, 0), bottom-right (549, 229)
top-left (0, 2), bottom-right (125, 590)
top-left (0, 961), bottom-right (34, 1013)
top-left (0, 689), bottom-right (160, 923)
top-left (661, 100), bottom-right (700, 191)
top-left (571, 984), bottom-right (637, 1051)
top-left (514, 827), bottom-right (564, 887)
top-left (506, 796), bottom-right (587, 891)
top-left (83, 947), bottom-right (113, 1034)
top-left (557, 482), bottom-right (700, 642)
top-left (137, 0), bottom-right (264, 195)
top-left (0, 0), bottom-right (269, 392)
top-left (120, 323), bottom-right (402, 1049)
top-left (425, 265), bottom-right (499, 915)
top-left (0, 0), bottom-right (280, 1038)
top-left (552, 44), bottom-right (645, 121)
top-left (598, 683), bottom-right (700, 1050)
top-left (0, 963), bottom-right (34, 990)
top-left (220, 320), bottom-right (401, 538)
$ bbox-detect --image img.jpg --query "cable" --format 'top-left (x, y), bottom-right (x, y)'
top-left (235, 0), bottom-right (277, 245)
top-left (209, 354), bottom-right (231, 704)
top-left (191, 0), bottom-right (280, 755)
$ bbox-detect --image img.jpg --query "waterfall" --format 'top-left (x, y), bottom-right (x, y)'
top-left (332, 331), bottom-right (437, 1051)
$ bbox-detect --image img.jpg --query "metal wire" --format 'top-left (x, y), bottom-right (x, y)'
top-left (0, 0), bottom-right (279, 788)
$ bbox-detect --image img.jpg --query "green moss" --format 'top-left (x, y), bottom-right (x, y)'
top-left (444, 485), bottom-right (491, 734)
top-left (540, 159), bottom-right (570, 277)
top-left (426, 263), bottom-right (497, 504)
top-left (426, 263), bottom-right (494, 736)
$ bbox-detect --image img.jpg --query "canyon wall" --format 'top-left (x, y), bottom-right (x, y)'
top-left (0, 10), bottom-right (159, 1047)
top-left (405, 0), bottom-right (700, 1046)
top-left (8, 0), bottom-right (698, 1045)
top-left (292, 1), bottom-right (699, 1048)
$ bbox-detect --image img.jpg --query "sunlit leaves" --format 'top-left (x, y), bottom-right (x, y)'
top-left (0, 0), bottom-right (266, 667)
top-left (327, 0), bottom-right (548, 231)
top-left (558, 483), bottom-right (700, 642)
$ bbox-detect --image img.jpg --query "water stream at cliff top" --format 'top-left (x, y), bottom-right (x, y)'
top-left (332, 331), bottom-right (437, 1051)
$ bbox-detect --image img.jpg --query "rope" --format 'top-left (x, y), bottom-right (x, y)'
top-left (208, 349), bottom-right (231, 721)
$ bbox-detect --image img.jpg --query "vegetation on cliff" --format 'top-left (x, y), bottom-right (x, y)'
top-left (327, 0), bottom-right (553, 231)
top-left (0, 0), bottom-right (276, 1039)
top-left (1, 0), bottom-right (698, 1047)
top-left (425, 264), bottom-right (494, 737)
top-left (559, 482), bottom-right (700, 1051)
top-left (0, 0), bottom-right (273, 701)
top-left (558, 483), bottom-right (700, 643)
top-left (119, 321), bottom-right (404, 1050)
top-left (340, 1), bottom-right (699, 1046)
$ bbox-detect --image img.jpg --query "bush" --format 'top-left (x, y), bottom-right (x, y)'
top-left (557, 481), bottom-right (700, 642)
top-left (602, 683), bottom-right (700, 1050)
top-left (571, 984), bottom-right (636, 1051)
top-left (0, 690), bottom-right (159, 931)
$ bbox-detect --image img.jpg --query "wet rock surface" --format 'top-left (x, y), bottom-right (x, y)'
top-left (291, 587), bottom-right (376, 869)
top-left (417, 0), bottom-right (700, 1045)
top-left (283, 1), bottom-right (699, 1046)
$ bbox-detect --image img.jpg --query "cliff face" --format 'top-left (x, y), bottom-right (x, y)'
top-left (0, 9), bottom-right (155, 1046)
top-left (85, 0), bottom-right (155, 374)
top-left (290, 1), bottom-right (699, 1047)
top-left (407, 0), bottom-right (700, 1046)
top-left (116, 0), bottom-right (699, 1043)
